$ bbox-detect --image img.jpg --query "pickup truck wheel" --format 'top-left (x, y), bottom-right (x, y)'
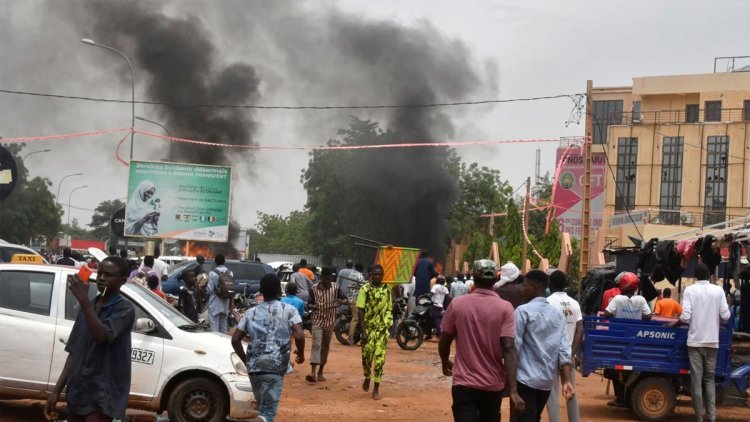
top-left (630, 377), bottom-right (676, 422)
top-left (168, 377), bottom-right (228, 422)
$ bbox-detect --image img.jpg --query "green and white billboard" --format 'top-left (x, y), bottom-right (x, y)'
top-left (125, 161), bottom-right (232, 242)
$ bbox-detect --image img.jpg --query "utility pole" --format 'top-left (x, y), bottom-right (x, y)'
top-left (580, 80), bottom-right (594, 278)
top-left (521, 176), bottom-right (531, 267)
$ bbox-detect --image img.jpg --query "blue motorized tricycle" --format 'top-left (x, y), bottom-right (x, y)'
top-left (582, 316), bottom-right (750, 421)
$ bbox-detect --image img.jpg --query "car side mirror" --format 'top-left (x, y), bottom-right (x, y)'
top-left (134, 318), bottom-right (155, 334)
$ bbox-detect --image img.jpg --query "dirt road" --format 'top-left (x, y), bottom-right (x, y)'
top-left (2, 335), bottom-right (749, 421)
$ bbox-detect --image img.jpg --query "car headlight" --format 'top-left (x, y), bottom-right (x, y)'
top-left (231, 352), bottom-right (248, 376)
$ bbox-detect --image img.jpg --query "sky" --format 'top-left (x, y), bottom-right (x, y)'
top-left (1, 0), bottom-right (749, 234)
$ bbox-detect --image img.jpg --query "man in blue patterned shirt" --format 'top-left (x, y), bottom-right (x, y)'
top-left (232, 274), bottom-right (305, 422)
top-left (513, 270), bottom-right (575, 422)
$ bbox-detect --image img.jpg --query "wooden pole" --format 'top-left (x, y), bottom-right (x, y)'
top-left (580, 80), bottom-right (594, 277)
top-left (522, 176), bottom-right (531, 267)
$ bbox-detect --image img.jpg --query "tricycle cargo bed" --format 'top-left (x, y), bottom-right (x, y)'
top-left (582, 317), bottom-right (733, 379)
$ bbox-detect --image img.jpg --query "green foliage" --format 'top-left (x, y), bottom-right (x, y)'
top-left (88, 199), bottom-right (126, 240)
top-left (248, 211), bottom-right (312, 255)
top-left (448, 162), bottom-right (512, 245)
top-left (62, 218), bottom-right (97, 240)
top-left (0, 143), bottom-right (62, 244)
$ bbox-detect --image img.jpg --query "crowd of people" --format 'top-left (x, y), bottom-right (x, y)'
top-left (43, 248), bottom-right (734, 422)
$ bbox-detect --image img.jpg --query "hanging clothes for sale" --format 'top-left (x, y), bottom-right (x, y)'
top-left (696, 235), bottom-right (722, 275)
top-left (637, 238), bottom-right (659, 276)
top-left (653, 240), bottom-right (683, 284)
top-left (580, 264), bottom-right (617, 316)
top-left (639, 274), bottom-right (658, 303)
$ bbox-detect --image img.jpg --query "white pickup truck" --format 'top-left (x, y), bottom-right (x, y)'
top-left (0, 262), bottom-right (256, 421)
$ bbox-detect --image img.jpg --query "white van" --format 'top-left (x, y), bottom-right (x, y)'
top-left (0, 263), bottom-right (256, 421)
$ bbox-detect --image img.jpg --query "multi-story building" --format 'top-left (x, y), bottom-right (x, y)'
top-left (588, 60), bottom-right (750, 244)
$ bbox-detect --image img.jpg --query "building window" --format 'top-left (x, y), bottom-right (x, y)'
top-left (631, 101), bottom-right (641, 123)
top-left (659, 137), bottom-right (683, 225)
top-left (704, 136), bottom-right (729, 226)
top-left (592, 100), bottom-right (623, 144)
top-left (686, 104), bottom-right (699, 123)
top-left (744, 100), bottom-right (750, 121)
top-left (705, 101), bottom-right (722, 122)
top-left (615, 138), bottom-right (638, 211)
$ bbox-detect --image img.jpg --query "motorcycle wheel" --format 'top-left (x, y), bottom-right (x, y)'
top-left (396, 321), bottom-right (423, 351)
top-left (334, 316), bottom-right (351, 345)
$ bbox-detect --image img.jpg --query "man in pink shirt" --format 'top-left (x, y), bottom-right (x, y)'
top-left (439, 259), bottom-right (523, 421)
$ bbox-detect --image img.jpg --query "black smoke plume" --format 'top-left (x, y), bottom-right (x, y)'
top-left (78, 1), bottom-right (260, 165)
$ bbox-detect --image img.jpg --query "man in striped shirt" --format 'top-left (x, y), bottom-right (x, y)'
top-left (307, 267), bottom-right (348, 383)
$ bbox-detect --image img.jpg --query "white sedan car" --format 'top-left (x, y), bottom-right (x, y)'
top-left (0, 262), bottom-right (256, 421)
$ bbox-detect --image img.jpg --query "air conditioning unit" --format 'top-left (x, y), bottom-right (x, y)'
top-left (680, 212), bottom-right (694, 224)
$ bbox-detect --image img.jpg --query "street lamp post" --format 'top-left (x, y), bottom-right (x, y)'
top-left (22, 149), bottom-right (51, 161)
top-left (67, 185), bottom-right (88, 227)
top-left (81, 38), bottom-right (135, 161)
top-left (56, 173), bottom-right (83, 204)
top-left (136, 116), bottom-right (173, 160)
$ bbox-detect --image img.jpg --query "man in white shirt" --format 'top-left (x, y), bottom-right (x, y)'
top-left (676, 263), bottom-right (731, 422)
top-left (604, 271), bottom-right (650, 406)
top-left (430, 276), bottom-right (449, 339)
top-left (604, 272), bottom-right (651, 320)
top-left (545, 270), bottom-right (582, 422)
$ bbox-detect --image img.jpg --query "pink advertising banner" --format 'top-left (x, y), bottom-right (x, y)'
top-left (553, 148), bottom-right (606, 238)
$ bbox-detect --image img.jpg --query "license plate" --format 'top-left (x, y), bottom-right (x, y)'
top-left (131, 347), bottom-right (155, 365)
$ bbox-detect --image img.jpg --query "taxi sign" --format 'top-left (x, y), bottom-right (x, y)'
top-left (10, 254), bottom-right (44, 264)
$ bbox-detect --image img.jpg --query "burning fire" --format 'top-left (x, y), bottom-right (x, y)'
top-left (180, 241), bottom-right (239, 259)
top-left (182, 243), bottom-right (215, 259)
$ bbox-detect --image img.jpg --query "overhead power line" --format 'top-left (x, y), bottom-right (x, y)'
top-left (0, 88), bottom-right (584, 111)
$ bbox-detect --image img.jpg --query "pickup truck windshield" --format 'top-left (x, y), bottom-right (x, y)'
top-left (125, 283), bottom-right (193, 327)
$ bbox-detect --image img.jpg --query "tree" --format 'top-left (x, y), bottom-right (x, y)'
top-left (0, 143), bottom-right (62, 245)
top-left (447, 162), bottom-right (513, 264)
top-left (302, 118), bottom-right (460, 262)
top-left (89, 199), bottom-right (125, 240)
top-left (247, 211), bottom-right (311, 255)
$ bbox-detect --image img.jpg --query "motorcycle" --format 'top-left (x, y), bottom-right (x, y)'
top-left (229, 287), bottom-right (261, 327)
top-left (395, 294), bottom-right (434, 351)
top-left (334, 303), bottom-right (363, 345)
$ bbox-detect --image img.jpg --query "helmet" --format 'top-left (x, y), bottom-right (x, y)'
top-left (473, 259), bottom-right (497, 280)
top-left (618, 272), bottom-right (639, 292)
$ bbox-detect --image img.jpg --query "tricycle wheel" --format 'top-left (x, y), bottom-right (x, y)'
top-left (630, 377), bottom-right (676, 422)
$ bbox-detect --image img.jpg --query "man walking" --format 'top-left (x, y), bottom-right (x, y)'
top-left (450, 274), bottom-right (469, 299)
top-left (291, 264), bottom-right (312, 303)
top-left (439, 259), bottom-right (523, 421)
top-left (545, 270), bottom-right (582, 422)
top-left (207, 254), bottom-right (233, 333)
top-left (55, 247), bottom-right (78, 267)
top-left (677, 263), bottom-right (731, 422)
top-left (232, 274), bottom-right (305, 422)
top-left (307, 267), bottom-right (347, 383)
top-left (413, 250), bottom-right (437, 301)
top-left (45, 257), bottom-right (134, 422)
top-left (357, 265), bottom-right (393, 399)
top-left (337, 259), bottom-right (366, 345)
top-left (514, 270), bottom-right (575, 422)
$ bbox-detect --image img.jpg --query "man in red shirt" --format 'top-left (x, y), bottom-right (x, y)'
top-left (439, 259), bottom-right (523, 421)
top-left (600, 272), bottom-right (626, 312)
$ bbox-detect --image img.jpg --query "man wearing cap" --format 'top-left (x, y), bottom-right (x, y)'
top-left (439, 259), bottom-right (523, 421)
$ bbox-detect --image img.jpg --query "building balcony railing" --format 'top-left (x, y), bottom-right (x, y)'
top-left (612, 208), bottom-right (745, 229)
top-left (603, 108), bottom-right (750, 126)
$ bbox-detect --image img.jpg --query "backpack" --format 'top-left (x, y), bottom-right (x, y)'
top-left (213, 269), bottom-right (236, 300)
